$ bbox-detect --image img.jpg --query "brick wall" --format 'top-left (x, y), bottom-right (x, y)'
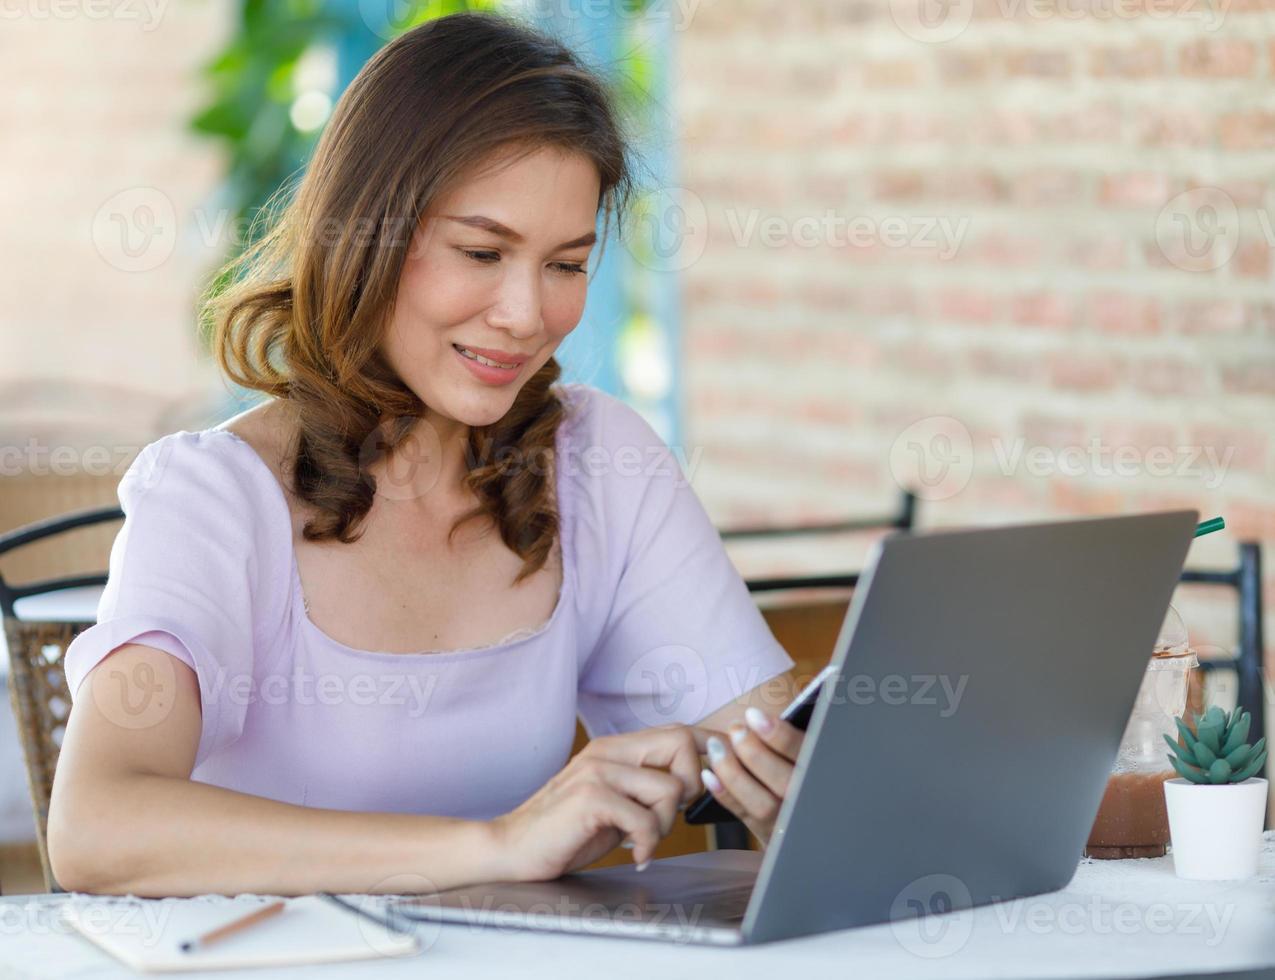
top-left (0, 3), bottom-right (234, 581)
top-left (674, 0), bottom-right (1275, 695)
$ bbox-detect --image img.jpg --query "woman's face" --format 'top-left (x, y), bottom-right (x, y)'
top-left (382, 144), bottom-right (601, 433)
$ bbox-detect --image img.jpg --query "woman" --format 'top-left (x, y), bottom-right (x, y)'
top-left (48, 11), bottom-right (802, 897)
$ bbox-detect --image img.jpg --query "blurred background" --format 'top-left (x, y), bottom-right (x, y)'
top-left (1, 0), bottom-right (1271, 886)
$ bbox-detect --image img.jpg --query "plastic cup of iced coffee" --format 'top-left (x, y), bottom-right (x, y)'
top-left (1085, 606), bottom-right (1198, 859)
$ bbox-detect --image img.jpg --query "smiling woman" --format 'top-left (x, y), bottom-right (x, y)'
top-left (46, 11), bottom-right (798, 899)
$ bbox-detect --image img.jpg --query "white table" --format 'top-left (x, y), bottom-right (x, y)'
top-left (3, 835), bottom-right (1273, 979)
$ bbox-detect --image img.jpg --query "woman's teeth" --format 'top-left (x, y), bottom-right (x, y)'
top-left (455, 345), bottom-right (517, 370)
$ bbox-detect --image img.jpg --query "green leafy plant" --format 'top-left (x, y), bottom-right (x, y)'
top-left (1164, 705), bottom-right (1267, 785)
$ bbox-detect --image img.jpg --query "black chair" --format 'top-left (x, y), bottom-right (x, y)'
top-left (1180, 542), bottom-right (1267, 779)
top-left (0, 505), bottom-right (122, 893)
top-left (707, 490), bottom-right (918, 849)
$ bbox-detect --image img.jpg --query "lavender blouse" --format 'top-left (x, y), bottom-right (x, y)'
top-left (64, 383), bottom-right (794, 819)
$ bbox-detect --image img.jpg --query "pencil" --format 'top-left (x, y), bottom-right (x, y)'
top-left (178, 899), bottom-right (287, 953)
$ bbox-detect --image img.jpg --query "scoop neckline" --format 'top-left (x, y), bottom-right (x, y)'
top-left (205, 413), bottom-right (577, 662)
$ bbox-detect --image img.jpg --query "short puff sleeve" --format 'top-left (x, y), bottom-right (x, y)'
top-left (567, 386), bottom-right (795, 737)
top-left (63, 431), bottom-right (289, 767)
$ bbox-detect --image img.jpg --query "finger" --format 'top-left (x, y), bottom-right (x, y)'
top-left (743, 707), bottom-right (804, 763)
top-left (581, 784), bottom-right (663, 868)
top-left (705, 733), bottom-right (782, 824)
top-left (590, 760), bottom-right (682, 837)
top-left (727, 723), bottom-right (796, 799)
top-left (592, 727), bottom-right (706, 807)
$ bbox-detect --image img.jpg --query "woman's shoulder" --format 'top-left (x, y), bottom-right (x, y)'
top-left (121, 400), bottom-right (295, 531)
top-left (553, 382), bottom-right (669, 453)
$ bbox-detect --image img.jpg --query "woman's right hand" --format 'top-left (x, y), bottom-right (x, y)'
top-left (489, 723), bottom-right (720, 882)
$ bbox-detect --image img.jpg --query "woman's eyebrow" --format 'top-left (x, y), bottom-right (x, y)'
top-left (442, 214), bottom-right (596, 250)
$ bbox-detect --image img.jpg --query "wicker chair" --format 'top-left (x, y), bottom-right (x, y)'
top-left (1, 505), bottom-right (122, 893)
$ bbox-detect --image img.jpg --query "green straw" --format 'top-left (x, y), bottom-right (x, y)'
top-left (1194, 517), bottom-right (1225, 538)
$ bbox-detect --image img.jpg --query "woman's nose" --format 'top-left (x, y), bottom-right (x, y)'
top-left (486, 268), bottom-right (542, 338)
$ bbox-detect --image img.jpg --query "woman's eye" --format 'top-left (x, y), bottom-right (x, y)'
top-left (551, 262), bottom-right (587, 276)
top-left (460, 249), bottom-right (500, 263)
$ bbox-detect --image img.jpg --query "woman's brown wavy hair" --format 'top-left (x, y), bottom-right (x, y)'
top-left (202, 11), bottom-right (634, 584)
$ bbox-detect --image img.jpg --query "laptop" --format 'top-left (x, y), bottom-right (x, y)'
top-left (390, 510), bottom-right (1199, 946)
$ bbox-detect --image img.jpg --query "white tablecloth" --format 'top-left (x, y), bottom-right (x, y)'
top-left (3, 834), bottom-right (1273, 979)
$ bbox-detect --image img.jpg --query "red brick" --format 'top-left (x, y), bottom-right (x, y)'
top-left (1174, 299), bottom-right (1247, 335)
top-left (1012, 292), bottom-right (1075, 329)
top-left (967, 348), bottom-right (1039, 383)
top-left (1188, 425), bottom-right (1269, 474)
top-left (1048, 353), bottom-right (1123, 392)
top-left (1132, 357), bottom-right (1207, 397)
top-left (872, 171), bottom-right (925, 201)
top-left (936, 287), bottom-right (1000, 325)
top-left (1089, 293), bottom-right (1161, 335)
top-left (1179, 40), bottom-right (1257, 78)
top-left (1022, 413), bottom-right (1089, 448)
top-left (1012, 169), bottom-right (1085, 206)
top-left (1098, 173), bottom-right (1173, 207)
top-left (1004, 48), bottom-right (1072, 79)
top-left (1068, 236), bottom-right (1128, 271)
top-left (1221, 362), bottom-right (1275, 395)
top-left (862, 59), bottom-right (922, 88)
top-left (1218, 112), bottom-right (1275, 150)
top-left (1234, 239), bottom-right (1271, 278)
top-left (1049, 482), bottom-right (1128, 517)
top-left (1092, 42), bottom-right (1164, 79)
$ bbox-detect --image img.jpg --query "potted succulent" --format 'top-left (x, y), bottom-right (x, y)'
top-left (1163, 705), bottom-right (1268, 880)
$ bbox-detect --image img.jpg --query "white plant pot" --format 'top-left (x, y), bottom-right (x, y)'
top-left (1163, 777), bottom-right (1268, 880)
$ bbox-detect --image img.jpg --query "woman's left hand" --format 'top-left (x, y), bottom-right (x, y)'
top-left (700, 707), bottom-right (805, 847)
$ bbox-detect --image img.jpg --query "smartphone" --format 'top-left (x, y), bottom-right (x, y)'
top-left (682, 664), bottom-right (839, 825)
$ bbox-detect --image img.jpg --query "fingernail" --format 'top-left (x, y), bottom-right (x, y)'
top-left (729, 725), bottom-right (747, 747)
top-left (745, 706), bottom-right (775, 735)
top-left (636, 860), bottom-right (650, 872)
top-left (706, 736), bottom-right (727, 764)
top-left (621, 838), bottom-right (635, 849)
top-left (701, 768), bottom-right (723, 793)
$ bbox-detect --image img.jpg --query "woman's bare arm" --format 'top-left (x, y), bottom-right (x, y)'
top-left (48, 643), bottom-right (510, 897)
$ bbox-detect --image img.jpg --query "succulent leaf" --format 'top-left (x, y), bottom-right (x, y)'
top-left (1233, 749), bottom-right (1267, 783)
top-left (1163, 733), bottom-right (1194, 766)
top-left (1224, 743), bottom-right (1252, 770)
top-left (1221, 712), bottom-right (1251, 755)
top-left (1197, 721), bottom-right (1223, 755)
top-left (1193, 739), bottom-right (1218, 767)
top-left (1207, 759), bottom-right (1233, 784)
top-left (1168, 754), bottom-right (1207, 783)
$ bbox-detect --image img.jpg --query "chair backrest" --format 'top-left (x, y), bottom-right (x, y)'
top-left (709, 490), bottom-right (918, 849)
top-left (1, 505), bottom-right (122, 893)
top-left (1180, 542), bottom-right (1267, 794)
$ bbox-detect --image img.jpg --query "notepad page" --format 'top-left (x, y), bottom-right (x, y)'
top-left (60, 894), bottom-right (420, 973)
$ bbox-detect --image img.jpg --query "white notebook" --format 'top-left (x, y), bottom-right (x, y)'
top-left (60, 894), bottom-right (421, 973)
